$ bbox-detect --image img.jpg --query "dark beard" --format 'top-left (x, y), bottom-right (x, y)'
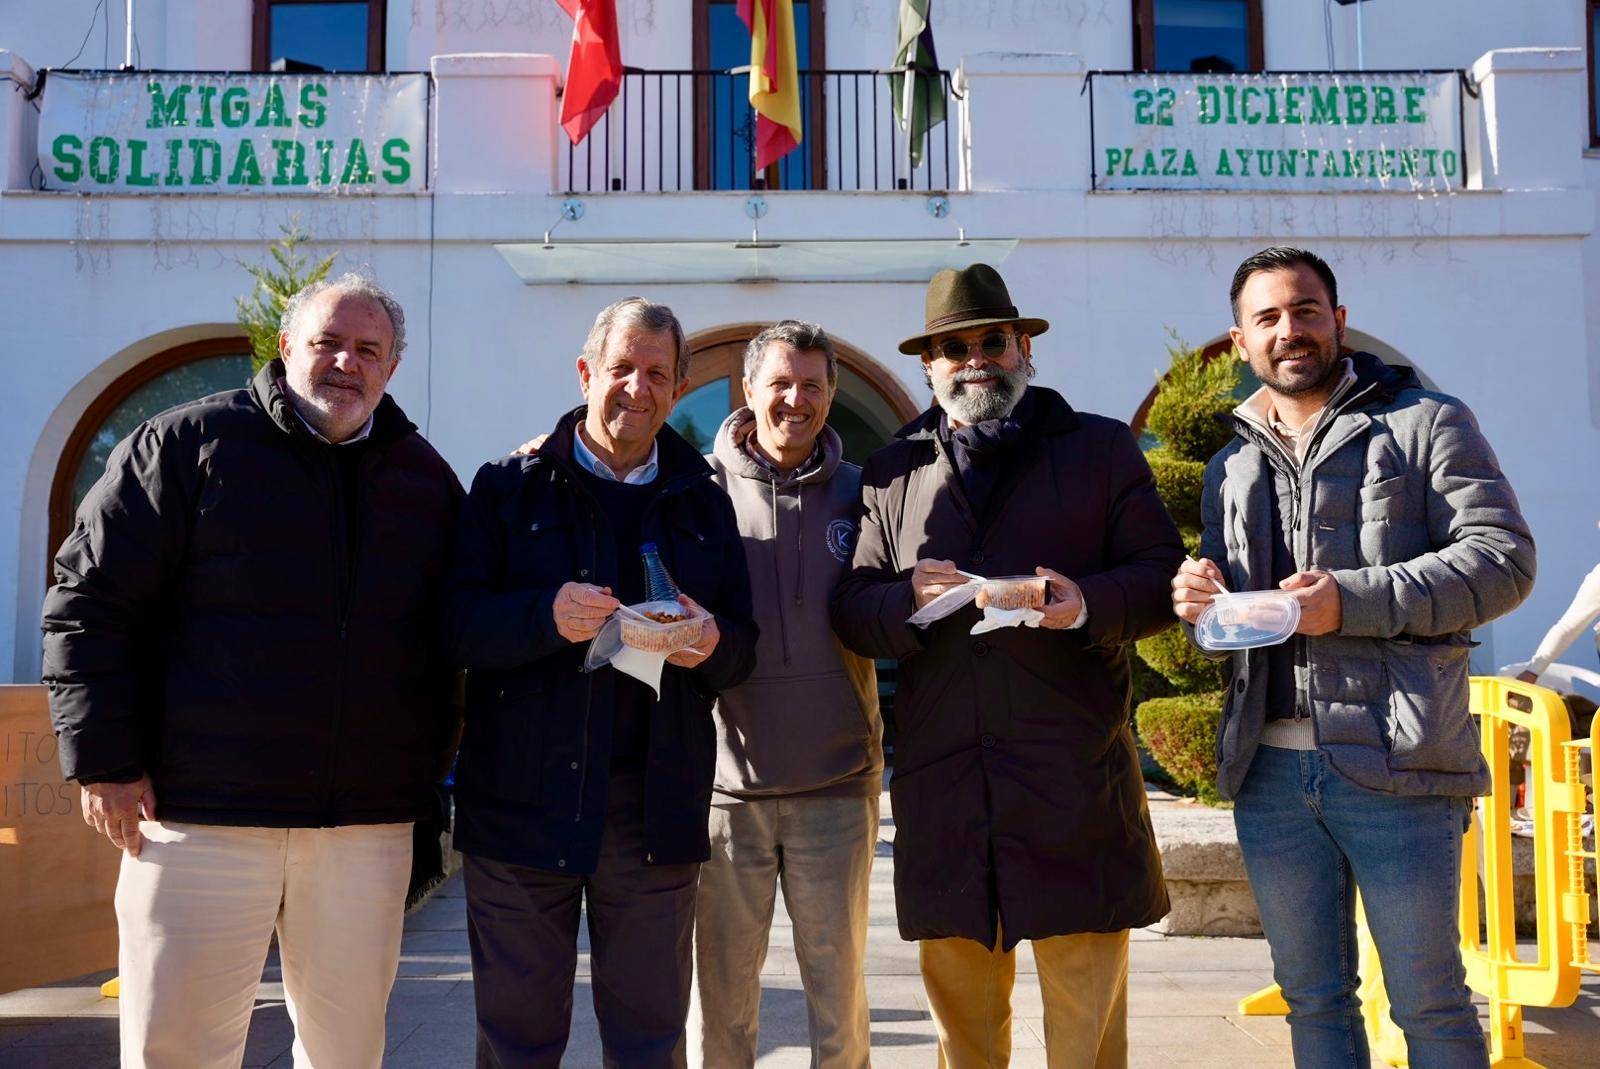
top-left (1260, 343), bottom-right (1341, 397)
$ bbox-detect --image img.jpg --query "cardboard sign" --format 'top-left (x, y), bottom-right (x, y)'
top-left (0, 686), bottom-right (120, 995)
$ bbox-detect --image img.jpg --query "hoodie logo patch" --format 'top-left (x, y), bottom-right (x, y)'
top-left (826, 519), bottom-right (857, 563)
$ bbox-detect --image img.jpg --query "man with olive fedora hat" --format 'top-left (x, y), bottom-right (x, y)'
top-left (832, 263), bottom-right (1184, 1068)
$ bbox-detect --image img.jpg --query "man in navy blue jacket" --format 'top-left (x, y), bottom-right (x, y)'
top-left (445, 297), bottom-right (757, 1068)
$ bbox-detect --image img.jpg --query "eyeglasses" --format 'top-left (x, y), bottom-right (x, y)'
top-left (931, 332), bottom-right (1013, 362)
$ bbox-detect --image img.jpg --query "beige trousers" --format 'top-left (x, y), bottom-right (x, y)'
top-left (689, 794), bottom-right (879, 1069)
top-left (919, 926), bottom-right (1129, 1069)
top-left (114, 820), bottom-right (413, 1069)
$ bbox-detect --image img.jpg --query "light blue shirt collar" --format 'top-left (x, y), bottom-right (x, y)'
top-left (573, 427), bottom-right (659, 485)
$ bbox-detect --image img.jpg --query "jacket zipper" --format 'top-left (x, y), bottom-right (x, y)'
top-left (1232, 381), bottom-right (1377, 732)
top-left (321, 448), bottom-right (360, 824)
top-left (574, 507), bottom-right (598, 822)
top-left (567, 467), bottom-right (709, 825)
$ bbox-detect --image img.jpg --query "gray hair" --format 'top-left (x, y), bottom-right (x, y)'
top-left (280, 272), bottom-right (407, 362)
top-left (742, 320), bottom-right (838, 387)
top-left (580, 297), bottom-right (691, 383)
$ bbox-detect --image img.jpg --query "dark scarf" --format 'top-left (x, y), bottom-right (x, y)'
top-left (939, 389), bottom-right (1035, 523)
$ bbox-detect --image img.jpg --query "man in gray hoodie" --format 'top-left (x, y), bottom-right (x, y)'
top-left (688, 320), bottom-right (883, 1069)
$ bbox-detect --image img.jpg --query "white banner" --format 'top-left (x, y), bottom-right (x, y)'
top-left (1090, 72), bottom-right (1462, 192)
top-left (38, 72), bottom-right (429, 193)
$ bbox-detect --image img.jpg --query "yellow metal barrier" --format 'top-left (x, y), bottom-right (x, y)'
top-left (1237, 677), bottom-right (1598, 1068)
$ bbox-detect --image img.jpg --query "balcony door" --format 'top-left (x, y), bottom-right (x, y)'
top-left (1133, 0), bottom-right (1263, 73)
top-left (694, 0), bottom-right (827, 190)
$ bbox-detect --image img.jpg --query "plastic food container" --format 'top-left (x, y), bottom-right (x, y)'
top-left (1194, 591), bottom-right (1301, 651)
top-left (619, 600), bottom-right (705, 653)
top-left (980, 575), bottom-right (1048, 611)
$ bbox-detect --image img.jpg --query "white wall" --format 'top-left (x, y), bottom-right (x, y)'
top-left (2, 1), bottom-right (1587, 79)
top-left (1, 0), bottom-right (251, 72)
top-left (1268, 0), bottom-right (1583, 74)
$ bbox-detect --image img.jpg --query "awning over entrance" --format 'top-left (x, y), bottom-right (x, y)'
top-left (492, 238), bottom-right (1018, 285)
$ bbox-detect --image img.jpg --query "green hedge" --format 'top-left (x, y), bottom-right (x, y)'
top-left (1143, 348), bottom-right (1239, 463)
top-left (1135, 692), bottom-right (1224, 804)
top-left (1135, 625), bottom-right (1223, 693)
top-left (1145, 447), bottom-right (1206, 531)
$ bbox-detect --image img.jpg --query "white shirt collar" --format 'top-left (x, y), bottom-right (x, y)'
top-left (294, 410), bottom-right (374, 445)
top-left (573, 427), bottom-right (659, 485)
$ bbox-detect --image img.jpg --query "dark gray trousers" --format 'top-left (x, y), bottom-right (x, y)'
top-left (464, 777), bottom-right (699, 1069)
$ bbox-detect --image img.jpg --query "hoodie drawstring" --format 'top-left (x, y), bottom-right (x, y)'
top-left (769, 476), bottom-right (792, 666)
top-left (795, 488), bottom-right (805, 608)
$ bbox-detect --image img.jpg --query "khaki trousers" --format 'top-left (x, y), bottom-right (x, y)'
top-left (114, 820), bottom-right (413, 1069)
top-left (689, 794), bottom-right (879, 1069)
top-left (919, 926), bottom-right (1129, 1069)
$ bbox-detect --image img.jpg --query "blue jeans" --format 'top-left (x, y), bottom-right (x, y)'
top-left (1233, 745), bottom-right (1488, 1069)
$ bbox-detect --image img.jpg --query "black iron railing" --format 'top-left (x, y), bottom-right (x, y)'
top-left (563, 67), bottom-right (958, 193)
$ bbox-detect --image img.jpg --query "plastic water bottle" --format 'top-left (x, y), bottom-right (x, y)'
top-left (640, 542), bottom-right (681, 603)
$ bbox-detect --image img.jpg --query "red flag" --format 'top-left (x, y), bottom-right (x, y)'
top-left (736, 0), bottom-right (802, 169)
top-left (556, 0), bottom-right (622, 145)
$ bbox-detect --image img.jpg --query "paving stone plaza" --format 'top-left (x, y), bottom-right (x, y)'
top-left (2, 787), bottom-right (1596, 1068)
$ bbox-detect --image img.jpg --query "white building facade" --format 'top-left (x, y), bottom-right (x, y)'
top-left (1, 0), bottom-right (1597, 683)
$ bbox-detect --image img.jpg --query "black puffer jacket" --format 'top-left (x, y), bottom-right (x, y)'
top-left (444, 409), bottom-right (758, 874)
top-left (42, 360), bottom-right (462, 827)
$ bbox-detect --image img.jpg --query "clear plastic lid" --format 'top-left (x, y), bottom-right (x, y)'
top-left (1193, 590), bottom-right (1301, 652)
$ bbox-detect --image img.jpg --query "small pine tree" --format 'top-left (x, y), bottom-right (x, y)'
top-left (1133, 334), bottom-right (1242, 802)
top-left (235, 224), bottom-right (337, 374)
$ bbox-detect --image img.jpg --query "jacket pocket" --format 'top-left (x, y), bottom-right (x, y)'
top-left (716, 670), bottom-right (874, 794)
top-left (457, 678), bottom-right (549, 804)
top-left (1358, 476), bottom-right (1408, 522)
top-left (1380, 639), bottom-right (1482, 774)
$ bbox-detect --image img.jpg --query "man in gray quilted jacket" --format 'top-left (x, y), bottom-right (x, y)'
top-left (1171, 247), bottom-right (1533, 1069)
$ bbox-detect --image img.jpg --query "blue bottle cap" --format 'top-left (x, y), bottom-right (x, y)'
top-left (641, 542), bottom-right (659, 553)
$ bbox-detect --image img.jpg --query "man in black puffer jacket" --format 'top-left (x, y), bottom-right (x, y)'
top-left (42, 274), bottom-right (461, 1069)
top-left (446, 297), bottom-right (757, 1069)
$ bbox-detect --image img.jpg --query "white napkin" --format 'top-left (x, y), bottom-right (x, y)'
top-left (907, 574), bottom-right (1046, 634)
top-left (970, 606), bottom-right (1045, 634)
top-left (609, 643), bottom-right (668, 697)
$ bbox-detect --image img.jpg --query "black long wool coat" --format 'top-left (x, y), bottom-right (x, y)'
top-left (830, 386), bottom-right (1184, 949)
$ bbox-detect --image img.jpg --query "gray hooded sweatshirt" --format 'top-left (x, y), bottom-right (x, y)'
top-left (706, 409), bottom-right (883, 801)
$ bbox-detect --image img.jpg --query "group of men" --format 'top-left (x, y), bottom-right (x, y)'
top-left (43, 248), bottom-right (1531, 1069)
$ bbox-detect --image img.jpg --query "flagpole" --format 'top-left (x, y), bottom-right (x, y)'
top-left (902, 63), bottom-right (916, 185)
top-left (125, 0), bottom-right (136, 68)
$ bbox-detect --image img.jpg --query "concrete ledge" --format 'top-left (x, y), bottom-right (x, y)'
top-left (957, 52), bottom-right (1087, 79)
top-left (0, 50), bottom-right (38, 88)
top-left (1148, 793), bottom-right (1262, 937)
top-left (429, 53), bottom-right (560, 79)
top-left (1470, 47), bottom-right (1586, 81)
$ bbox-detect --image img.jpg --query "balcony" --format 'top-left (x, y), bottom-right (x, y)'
top-left (559, 67), bottom-right (960, 194)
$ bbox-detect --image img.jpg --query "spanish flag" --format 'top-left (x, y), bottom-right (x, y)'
top-left (737, 0), bottom-right (803, 169)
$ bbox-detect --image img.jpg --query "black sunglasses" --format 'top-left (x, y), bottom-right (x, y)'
top-left (931, 331), bottom-right (1013, 362)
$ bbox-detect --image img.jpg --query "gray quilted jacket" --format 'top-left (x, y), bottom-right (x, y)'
top-left (1194, 352), bottom-right (1535, 799)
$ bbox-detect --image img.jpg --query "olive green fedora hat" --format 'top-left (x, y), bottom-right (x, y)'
top-left (898, 263), bottom-right (1050, 355)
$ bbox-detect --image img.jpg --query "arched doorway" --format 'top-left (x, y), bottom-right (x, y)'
top-left (670, 324), bottom-right (921, 461)
top-left (47, 337), bottom-right (254, 568)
